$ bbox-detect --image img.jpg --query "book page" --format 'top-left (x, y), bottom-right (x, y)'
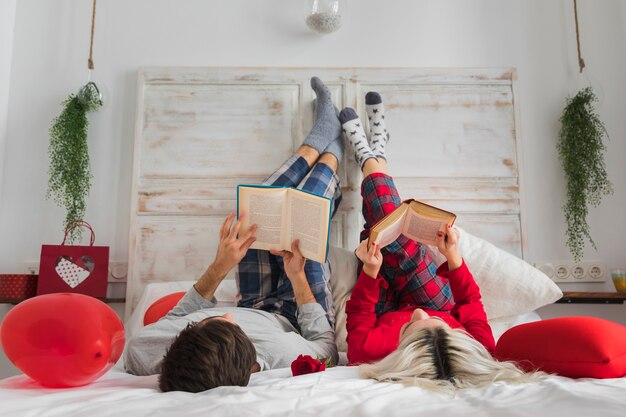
top-left (368, 203), bottom-right (409, 248)
top-left (371, 213), bottom-right (405, 247)
top-left (238, 186), bottom-right (286, 251)
top-left (402, 211), bottom-right (447, 246)
top-left (288, 190), bottom-right (331, 263)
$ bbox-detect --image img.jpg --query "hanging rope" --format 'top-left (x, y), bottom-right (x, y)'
top-left (573, 0), bottom-right (585, 73)
top-left (87, 0), bottom-right (97, 70)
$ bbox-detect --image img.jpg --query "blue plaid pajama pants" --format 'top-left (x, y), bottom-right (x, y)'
top-left (236, 154), bottom-right (342, 327)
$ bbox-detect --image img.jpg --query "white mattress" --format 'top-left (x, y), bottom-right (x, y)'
top-left (1, 366), bottom-right (625, 417)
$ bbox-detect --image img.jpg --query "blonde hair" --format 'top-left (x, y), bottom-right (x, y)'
top-left (359, 327), bottom-right (545, 393)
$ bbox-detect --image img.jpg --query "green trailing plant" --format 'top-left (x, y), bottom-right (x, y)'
top-left (47, 82), bottom-right (102, 243)
top-left (557, 86), bottom-right (613, 261)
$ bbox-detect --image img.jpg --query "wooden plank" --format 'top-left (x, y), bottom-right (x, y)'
top-left (355, 85), bottom-right (517, 178)
top-left (141, 84), bottom-right (300, 178)
top-left (556, 292), bottom-right (626, 304)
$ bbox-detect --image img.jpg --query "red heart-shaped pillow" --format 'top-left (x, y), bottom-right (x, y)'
top-left (143, 292), bottom-right (186, 326)
top-left (495, 316), bottom-right (626, 378)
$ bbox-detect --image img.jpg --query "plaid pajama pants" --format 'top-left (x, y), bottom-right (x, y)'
top-left (237, 154), bottom-right (341, 328)
top-left (360, 172), bottom-right (454, 315)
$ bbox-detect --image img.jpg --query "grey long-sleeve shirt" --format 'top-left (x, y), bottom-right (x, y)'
top-left (124, 287), bottom-right (338, 376)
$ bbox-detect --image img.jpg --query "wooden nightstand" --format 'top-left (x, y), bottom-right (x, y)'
top-left (556, 292), bottom-right (626, 304)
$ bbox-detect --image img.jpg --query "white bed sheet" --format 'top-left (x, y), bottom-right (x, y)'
top-left (1, 366), bottom-right (625, 417)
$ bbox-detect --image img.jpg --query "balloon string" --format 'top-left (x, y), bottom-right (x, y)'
top-left (88, 0), bottom-right (97, 70)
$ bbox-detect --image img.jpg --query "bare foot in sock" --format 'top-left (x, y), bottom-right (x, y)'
top-left (340, 108), bottom-right (375, 168)
top-left (365, 92), bottom-right (390, 160)
top-left (303, 77), bottom-right (341, 154)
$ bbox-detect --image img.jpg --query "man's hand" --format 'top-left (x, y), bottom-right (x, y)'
top-left (271, 240), bottom-right (315, 305)
top-left (355, 239), bottom-right (383, 278)
top-left (195, 212), bottom-right (256, 299)
top-left (436, 225), bottom-right (463, 271)
top-left (212, 211), bottom-right (257, 278)
top-left (271, 239), bottom-right (306, 280)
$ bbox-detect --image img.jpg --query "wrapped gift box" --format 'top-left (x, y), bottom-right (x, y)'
top-left (0, 274), bottom-right (38, 300)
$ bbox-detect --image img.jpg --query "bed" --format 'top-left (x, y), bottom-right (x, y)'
top-left (2, 366), bottom-right (626, 417)
top-left (2, 67), bottom-right (625, 416)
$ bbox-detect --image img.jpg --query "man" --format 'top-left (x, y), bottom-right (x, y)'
top-left (124, 77), bottom-right (343, 392)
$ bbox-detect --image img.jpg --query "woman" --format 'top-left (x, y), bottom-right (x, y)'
top-left (340, 92), bottom-right (541, 391)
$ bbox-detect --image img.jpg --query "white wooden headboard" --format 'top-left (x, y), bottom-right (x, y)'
top-left (126, 67), bottom-right (524, 318)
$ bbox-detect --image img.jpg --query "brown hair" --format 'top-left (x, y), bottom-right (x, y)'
top-left (159, 319), bottom-right (257, 392)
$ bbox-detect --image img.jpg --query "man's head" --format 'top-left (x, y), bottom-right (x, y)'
top-left (159, 315), bottom-right (257, 392)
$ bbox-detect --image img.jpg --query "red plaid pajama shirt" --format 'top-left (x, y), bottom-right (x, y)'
top-left (360, 172), bottom-right (454, 315)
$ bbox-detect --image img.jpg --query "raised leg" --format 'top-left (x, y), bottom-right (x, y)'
top-left (238, 149), bottom-right (314, 313)
top-left (237, 77), bottom-right (344, 327)
top-left (364, 92), bottom-right (390, 160)
top-left (275, 152), bottom-right (342, 327)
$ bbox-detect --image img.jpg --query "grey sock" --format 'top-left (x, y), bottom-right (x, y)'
top-left (321, 107), bottom-right (345, 162)
top-left (365, 92), bottom-right (382, 105)
top-left (340, 108), bottom-right (375, 168)
top-left (303, 77), bottom-right (341, 154)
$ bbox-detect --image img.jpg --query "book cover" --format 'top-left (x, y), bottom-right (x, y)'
top-left (369, 199), bottom-right (456, 247)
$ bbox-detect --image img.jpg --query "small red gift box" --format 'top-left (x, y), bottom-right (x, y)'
top-left (0, 274), bottom-right (38, 300)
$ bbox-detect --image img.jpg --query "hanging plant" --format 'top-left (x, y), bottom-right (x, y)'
top-left (557, 87), bottom-right (613, 261)
top-left (47, 83), bottom-right (102, 243)
top-left (46, 0), bottom-right (104, 244)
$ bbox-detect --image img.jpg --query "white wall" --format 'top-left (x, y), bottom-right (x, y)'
top-left (1, 0), bottom-right (625, 378)
top-left (0, 0), bottom-right (17, 206)
top-left (0, 0), bottom-right (18, 378)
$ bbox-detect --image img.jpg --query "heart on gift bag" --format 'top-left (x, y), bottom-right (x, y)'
top-left (55, 256), bottom-right (95, 289)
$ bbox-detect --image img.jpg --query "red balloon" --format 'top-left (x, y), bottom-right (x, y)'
top-left (0, 293), bottom-right (125, 387)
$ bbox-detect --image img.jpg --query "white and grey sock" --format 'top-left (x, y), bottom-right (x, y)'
top-left (339, 108), bottom-right (375, 168)
top-left (365, 92), bottom-right (390, 160)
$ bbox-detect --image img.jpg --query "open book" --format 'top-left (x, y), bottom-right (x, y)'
top-left (368, 199), bottom-right (456, 248)
top-left (237, 185), bottom-right (332, 263)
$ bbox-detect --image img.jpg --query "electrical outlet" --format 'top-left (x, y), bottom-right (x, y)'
top-left (571, 265), bottom-right (586, 279)
top-left (536, 263), bottom-right (555, 278)
top-left (109, 261), bottom-right (128, 282)
top-left (555, 264), bottom-right (570, 280)
top-left (536, 260), bottom-right (605, 282)
top-left (589, 264), bottom-right (604, 279)
top-left (23, 261), bottom-right (40, 275)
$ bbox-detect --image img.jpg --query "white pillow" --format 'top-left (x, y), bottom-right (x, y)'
top-left (123, 250), bottom-right (357, 353)
top-left (426, 226), bottom-right (562, 320)
top-left (327, 246), bottom-right (359, 353)
top-left (489, 311), bottom-right (542, 342)
top-left (124, 280), bottom-right (238, 340)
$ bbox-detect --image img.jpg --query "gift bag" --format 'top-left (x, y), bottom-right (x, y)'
top-left (37, 220), bottom-right (109, 298)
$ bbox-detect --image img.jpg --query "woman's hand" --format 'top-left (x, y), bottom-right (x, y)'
top-left (436, 225), bottom-right (463, 271)
top-left (355, 239), bottom-right (383, 278)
